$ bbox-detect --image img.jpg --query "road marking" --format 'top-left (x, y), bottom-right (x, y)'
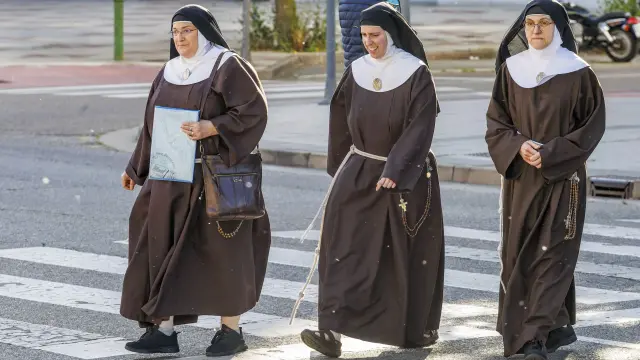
top-left (3, 246), bottom-right (639, 307)
top-left (267, 245), bottom-right (640, 282)
top-left (578, 336), bottom-right (640, 350)
top-left (0, 83), bottom-right (150, 94)
top-left (0, 273), bottom-right (501, 349)
top-left (619, 219), bottom-right (640, 224)
top-left (273, 225), bottom-right (640, 258)
top-left (445, 245), bottom-right (640, 282)
top-left (578, 307), bottom-right (640, 327)
top-left (0, 317), bottom-right (131, 359)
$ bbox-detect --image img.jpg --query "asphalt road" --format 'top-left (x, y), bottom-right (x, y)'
top-left (0, 71), bottom-right (639, 360)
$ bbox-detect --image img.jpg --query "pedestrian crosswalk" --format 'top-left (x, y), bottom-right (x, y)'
top-left (0, 222), bottom-right (639, 359)
top-left (0, 81), bottom-right (492, 102)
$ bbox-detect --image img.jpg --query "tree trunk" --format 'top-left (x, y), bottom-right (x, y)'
top-left (274, 0), bottom-right (299, 51)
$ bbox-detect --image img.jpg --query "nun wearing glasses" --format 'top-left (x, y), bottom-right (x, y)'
top-left (293, 3), bottom-right (444, 357)
top-left (119, 4), bottom-right (271, 357)
top-left (485, 0), bottom-right (605, 359)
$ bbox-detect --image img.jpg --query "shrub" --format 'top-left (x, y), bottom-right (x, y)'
top-left (599, 0), bottom-right (640, 16)
top-left (246, 3), bottom-right (327, 52)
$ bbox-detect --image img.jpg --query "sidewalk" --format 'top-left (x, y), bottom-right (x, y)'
top-left (0, 0), bottom-right (524, 80)
top-left (99, 96), bottom-right (640, 199)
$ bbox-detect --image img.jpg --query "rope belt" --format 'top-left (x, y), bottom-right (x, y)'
top-left (288, 145), bottom-right (387, 324)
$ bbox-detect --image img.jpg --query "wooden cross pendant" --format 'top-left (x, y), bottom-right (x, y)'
top-left (399, 198), bottom-right (408, 212)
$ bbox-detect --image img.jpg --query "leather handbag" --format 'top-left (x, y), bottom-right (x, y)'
top-left (197, 50), bottom-right (266, 223)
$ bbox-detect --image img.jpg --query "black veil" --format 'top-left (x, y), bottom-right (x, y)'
top-left (169, 4), bottom-right (229, 60)
top-left (359, 2), bottom-right (439, 113)
top-left (360, 2), bottom-right (431, 68)
top-left (494, 0), bottom-right (578, 74)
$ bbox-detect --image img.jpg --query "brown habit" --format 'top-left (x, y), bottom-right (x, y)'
top-left (485, 64), bottom-right (605, 356)
top-left (120, 54), bottom-right (271, 327)
top-left (317, 64), bottom-right (445, 347)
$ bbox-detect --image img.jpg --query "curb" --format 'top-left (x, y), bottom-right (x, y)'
top-left (259, 148), bottom-right (503, 186)
top-left (96, 127), bottom-right (640, 198)
top-left (96, 126), bottom-right (503, 188)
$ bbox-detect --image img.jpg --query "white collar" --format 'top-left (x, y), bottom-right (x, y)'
top-left (351, 31), bottom-right (424, 92)
top-left (506, 26), bottom-right (589, 88)
top-left (163, 30), bottom-right (232, 85)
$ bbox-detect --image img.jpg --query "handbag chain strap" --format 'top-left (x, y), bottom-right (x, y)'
top-left (197, 50), bottom-right (247, 238)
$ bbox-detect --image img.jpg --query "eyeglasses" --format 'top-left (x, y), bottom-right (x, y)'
top-left (524, 18), bottom-right (554, 30)
top-left (169, 29), bottom-right (196, 38)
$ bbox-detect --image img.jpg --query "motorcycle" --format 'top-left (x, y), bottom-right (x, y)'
top-left (561, 2), bottom-right (639, 62)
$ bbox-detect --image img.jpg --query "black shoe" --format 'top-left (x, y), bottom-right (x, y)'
top-left (300, 329), bottom-right (342, 358)
top-left (523, 340), bottom-right (548, 360)
top-left (124, 325), bottom-right (180, 354)
top-left (205, 324), bottom-right (248, 357)
top-left (546, 325), bottom-right (577, 353)
top-left (404, 329), bottom-right (440, 348)
top-left (422, 330), bottom-right (439, 347)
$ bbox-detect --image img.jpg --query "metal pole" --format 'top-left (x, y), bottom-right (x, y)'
top-left (241, 0), bottom-right (252, 61)
top-left (114, 0), bottom-right (124, 61)
top-left (400, 0), bottom-right (410, 24)
top-left (320, 0), bottom-right (336, 105)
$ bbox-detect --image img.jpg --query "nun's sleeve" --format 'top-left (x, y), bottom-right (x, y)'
top-left (206, 55), bottom-right (268, 167)
top-left (485, 64), bottom-right (529, 179)
top-left (381, 66), bottom-right (438, 193)
top-left (538, 67), bottom-right (606, 183)
top-left (125, 70), bottom-right (164, 185)
top-left (327, 68), bottom-right (353, 177)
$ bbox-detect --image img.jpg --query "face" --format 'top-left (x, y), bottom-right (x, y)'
top-left (524, 14), bottom-right (555, 50)
top-left (361, 25), bottom-right (388, 59)
top-left (172, 22), bottom-right (199, 58)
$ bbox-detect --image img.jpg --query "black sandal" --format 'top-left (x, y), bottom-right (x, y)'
top-left (300, 329), bottom-right (342, 358)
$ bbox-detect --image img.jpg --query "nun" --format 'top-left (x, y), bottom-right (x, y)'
top-left (485, 0), bottom-right (605, 359)
top-left (292, 2), bottom-right (445, 357)
top-left (119, 4), bottom-right (271, 357)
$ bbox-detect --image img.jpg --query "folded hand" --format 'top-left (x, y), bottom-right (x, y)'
top-left (520, 140), bottom-right (542, 169)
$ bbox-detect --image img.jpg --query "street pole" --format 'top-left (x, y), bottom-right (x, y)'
top-left (400, 0), bottom-right (410, 24)
top-left (114, 0), bottom-right (124, 61)
top-left (320, 0), bottom-right (336, 105)
top-left (241, 0), bottom-right (252, 61)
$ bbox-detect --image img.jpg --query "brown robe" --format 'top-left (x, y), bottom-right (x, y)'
top-left (120, 54), bottom-right (271, 327)
top-left (485, 64), bottom-right (606, 356)
top-left (317, 65), bottom-right (445, 347)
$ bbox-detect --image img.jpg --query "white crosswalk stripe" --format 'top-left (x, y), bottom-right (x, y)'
top-left (0, 82), bottom-right (491, 101)
top-left (0, 222), bottom-right (638, 359)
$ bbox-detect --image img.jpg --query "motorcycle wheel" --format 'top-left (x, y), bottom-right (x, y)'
top-left (605, 29), bottom-right (638, 62)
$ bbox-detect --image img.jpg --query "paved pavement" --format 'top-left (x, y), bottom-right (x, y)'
top-left (1, 64), bottom-right (639, 196)
top-left (0, 132), bottom-right (639, 359)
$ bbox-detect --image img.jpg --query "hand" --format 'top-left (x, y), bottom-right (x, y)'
top-left (181, 120), bottom-right (217, 141)
top-left (529, 151), bottom-right (542, 169)
top-left (376, 177), bottom-right (396, 191)
top-left (121, 172), bottom-right (135, 191)
top-left (520, 140), bottom-right (541, 168)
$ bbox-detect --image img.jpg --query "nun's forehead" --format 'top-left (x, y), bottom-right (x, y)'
top-left (172, 20), bottom-right (194, 27)
top-left (525, 14), bottom-right (552, 20)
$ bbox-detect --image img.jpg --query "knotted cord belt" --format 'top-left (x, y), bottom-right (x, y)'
top-left (289, 145), bottom-right (433, 324)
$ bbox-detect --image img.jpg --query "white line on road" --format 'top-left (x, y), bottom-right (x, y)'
top-left (3, 246), bottom-right (639, 306)
top-left (0, 83), bottom-right (150, 94)
top-left (619, 219), bottom-right (640, 224)
top-left (181, 326), bottom-right (500, 360)
top-left (0, 317), bottom-right (131, 359)
top-left (272, 225), bottom-right (640, 258)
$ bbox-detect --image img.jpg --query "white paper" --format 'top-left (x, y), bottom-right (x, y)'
top-left (148, 106), bottom-right (199, 183)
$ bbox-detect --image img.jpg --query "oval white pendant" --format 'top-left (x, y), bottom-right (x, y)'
top-left (181, 68), bottom-right (191, 80)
